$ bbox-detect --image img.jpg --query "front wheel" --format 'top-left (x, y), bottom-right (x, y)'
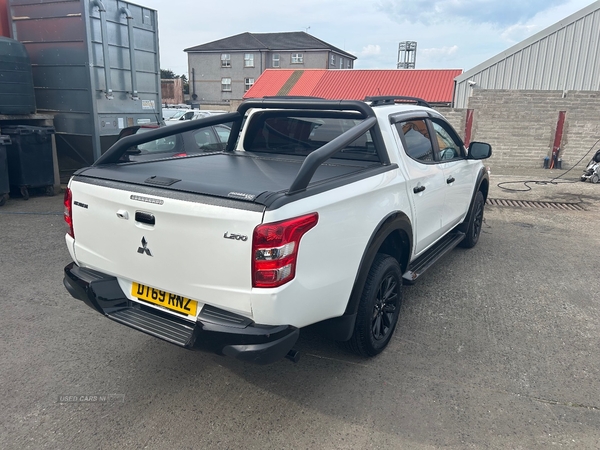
top-left (460, 190), bottom-right (485, 248)
top-left (344, 254), bottom-right (402, 357)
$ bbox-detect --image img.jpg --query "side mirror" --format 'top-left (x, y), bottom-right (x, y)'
top-left (468, 142), bottom-right (492, 159)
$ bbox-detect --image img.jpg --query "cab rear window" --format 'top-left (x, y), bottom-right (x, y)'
top-left (244, 114), bottom-right (380, 162)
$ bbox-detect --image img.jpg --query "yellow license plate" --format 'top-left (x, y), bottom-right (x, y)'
top-left (131, 282), bottom-right (198, 316)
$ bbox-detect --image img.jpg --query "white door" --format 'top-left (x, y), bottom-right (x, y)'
top-left (430, 119), bottom-right (476, 232)
top-left (394, 119), bottom-right (446, 255)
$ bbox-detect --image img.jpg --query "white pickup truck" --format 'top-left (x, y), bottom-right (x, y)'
top-left (63, 97), bottom-right (491, 364)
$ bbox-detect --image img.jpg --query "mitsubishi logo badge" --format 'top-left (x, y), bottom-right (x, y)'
top-left (137, 237), bottom-right (152, 256)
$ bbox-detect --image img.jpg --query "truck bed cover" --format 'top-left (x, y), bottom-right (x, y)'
top-left (75, 151), bottom-right (381, 206)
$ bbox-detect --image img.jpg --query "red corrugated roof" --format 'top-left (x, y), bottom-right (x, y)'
top-left (243, 70), bottom-right (296, 98)
top-left (244, 69), bottom-right (463, 103)
top-left (288, 71), bottom-right (326, 96)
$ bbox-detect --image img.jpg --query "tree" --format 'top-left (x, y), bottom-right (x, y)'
top-left (180, 74), bottom-right (189, 94)
top-left (160, 69), bottom-right (189, 95)
top-left (160, 68), bottom-right (176, 79)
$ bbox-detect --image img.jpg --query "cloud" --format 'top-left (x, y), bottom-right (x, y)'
top-left (500, 23), bottom-right (540, 43)
top-left (421, 45), bottom-right (459, 58)
top-left (359, 44), bottom-right (382, 56)
top-left (377, 0), bottom-right (567, 26)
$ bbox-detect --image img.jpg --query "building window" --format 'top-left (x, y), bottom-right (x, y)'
top-left (221, 77), bottom-right (231, 91)
top-left (245, 78), bottom-right (255, 91)
top-left (244, 53), bottom-right (254, 67)
top-left (340, 58), bottom-right (343, 69)
top-left (291, 53), bottom-right (303, 64)
top-left (272, 53), bottom-right (280, 68)
top-left (331, 54), bottom-right (335, 67)
top-left (221, 54), bottom-right (231, 68)
top-left (347, 60), bottom-right (352, 69)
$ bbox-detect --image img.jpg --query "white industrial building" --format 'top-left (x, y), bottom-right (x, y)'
top-left (454, 1), bottom-right (600, 108)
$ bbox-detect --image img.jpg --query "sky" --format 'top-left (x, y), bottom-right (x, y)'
top-left (140, 0), bottom-right (597, 75)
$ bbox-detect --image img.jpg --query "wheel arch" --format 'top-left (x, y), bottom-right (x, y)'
top-left (315, 210), bottom-right (413, 341)
top-left (344, 211), bottom-right (412, 316)
top-left (459, 166), bottom-right (489, 233)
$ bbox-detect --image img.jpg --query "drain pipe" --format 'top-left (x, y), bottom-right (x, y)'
top-left (120, 6), bottom-right (139, 100)
top-left (91, 0), bottom-right (113, 99)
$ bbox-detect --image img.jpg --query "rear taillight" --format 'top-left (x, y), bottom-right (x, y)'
top-left (64, 187), bottom-right (74, 238)
top-left (252, 213), bottom-right (318, 288)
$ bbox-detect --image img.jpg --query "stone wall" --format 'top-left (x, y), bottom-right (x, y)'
top-left (437, 90), bottom-right (600, 171)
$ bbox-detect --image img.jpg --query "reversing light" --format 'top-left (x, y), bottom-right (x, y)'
top-left (252, 213), bottom-right (318, 288)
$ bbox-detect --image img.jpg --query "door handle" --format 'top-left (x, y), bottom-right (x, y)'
top-left (135, 211), bottom-right (155, 225)
top-left (446, 176), bottom-right (455, 184)
top-left (413, 185), bottom-right (426, 194)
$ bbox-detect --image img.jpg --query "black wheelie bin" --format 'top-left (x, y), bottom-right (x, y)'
top-left (4, 125), bottom-right (55, 200)
top-left (0, 135), bottom-right (11, 206)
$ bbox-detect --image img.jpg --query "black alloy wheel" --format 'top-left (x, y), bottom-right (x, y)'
top-left (344, 254), bottom-right (402, 357)
top-left (460, 190), bottom-right (484, 248)
top-left (372, 272), bottom-right (399, 341)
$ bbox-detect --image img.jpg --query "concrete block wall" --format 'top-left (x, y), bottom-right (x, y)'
top-left (435, 107), bottom-right (465, 139)
top-left (467, 90), bottom-right (600, 171)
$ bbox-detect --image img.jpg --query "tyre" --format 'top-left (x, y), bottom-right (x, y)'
top-left (459, 190), bottom-right (484, 248)
top-left (0, 194), bottom-right (7, 207)
top-left (591, 174), bottom-right (599, 184)
top-left (20, 186), bottom-right (29, 200)
top-left (344, 254), bottom-right (402, 357)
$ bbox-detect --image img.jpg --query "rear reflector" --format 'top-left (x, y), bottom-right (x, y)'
top-left (252, 213), bottom-right (318, 288)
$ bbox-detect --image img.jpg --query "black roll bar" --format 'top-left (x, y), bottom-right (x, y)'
top-left (237, 98), bottom-right (389, 194)
top-left (94, 112), bottom-right (242, 165)
top-left (288, 116), bottom-right (378, 194)
top-left (237, 98), bottom-right (376, 117)
top-left (95, 98), bottom-right (390, 198)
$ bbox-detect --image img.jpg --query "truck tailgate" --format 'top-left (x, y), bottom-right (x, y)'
top-left (69, 178), bottom-right (263, 318)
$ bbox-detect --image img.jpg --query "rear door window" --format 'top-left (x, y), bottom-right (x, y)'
top-left (396, 120), bottom-right (434, 162)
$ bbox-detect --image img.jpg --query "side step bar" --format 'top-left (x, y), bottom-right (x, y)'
top-left (108, 308), bottom-right (194, 347)
top-left (403, 232), bottom-right (465, 284)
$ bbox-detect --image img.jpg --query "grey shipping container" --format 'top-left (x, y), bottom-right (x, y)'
top-left (0, 36), bottom-right (36, 115)
top-left (8, 0), bottom-right (162, 171)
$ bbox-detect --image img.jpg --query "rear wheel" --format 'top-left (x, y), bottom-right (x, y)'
top-left (344, 254), bottom-right (402, 357)
top-left (460, 190), bottom-right (484, 248)
top-left (591, 174), bottom-right (599, 184)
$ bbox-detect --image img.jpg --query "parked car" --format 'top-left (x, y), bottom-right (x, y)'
top-left (116, 122), bottom-right (231, 162)
top-left (165, 109), bottom-right (229, 125)
top-left (161, 108), bottom-right (189, 121)
top-left (63, 97), bottom-right (492, 364)
top-left (164, 110), bottom-right (195, 123)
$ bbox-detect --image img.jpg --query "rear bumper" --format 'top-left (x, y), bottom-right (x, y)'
top-left (63, 262), bottom-right (299, 365)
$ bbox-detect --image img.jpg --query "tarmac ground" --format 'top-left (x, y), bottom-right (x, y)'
top-left (0, 168), bottom-right (599, 449)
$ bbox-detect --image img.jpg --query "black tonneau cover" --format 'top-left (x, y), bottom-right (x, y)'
top-left (77, 151), bottom-right (381, 206)
top-left (83, 99), bottom-right (396, 208)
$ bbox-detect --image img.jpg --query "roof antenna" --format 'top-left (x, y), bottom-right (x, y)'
top-left (305, 26), bottom-right (310, 33)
